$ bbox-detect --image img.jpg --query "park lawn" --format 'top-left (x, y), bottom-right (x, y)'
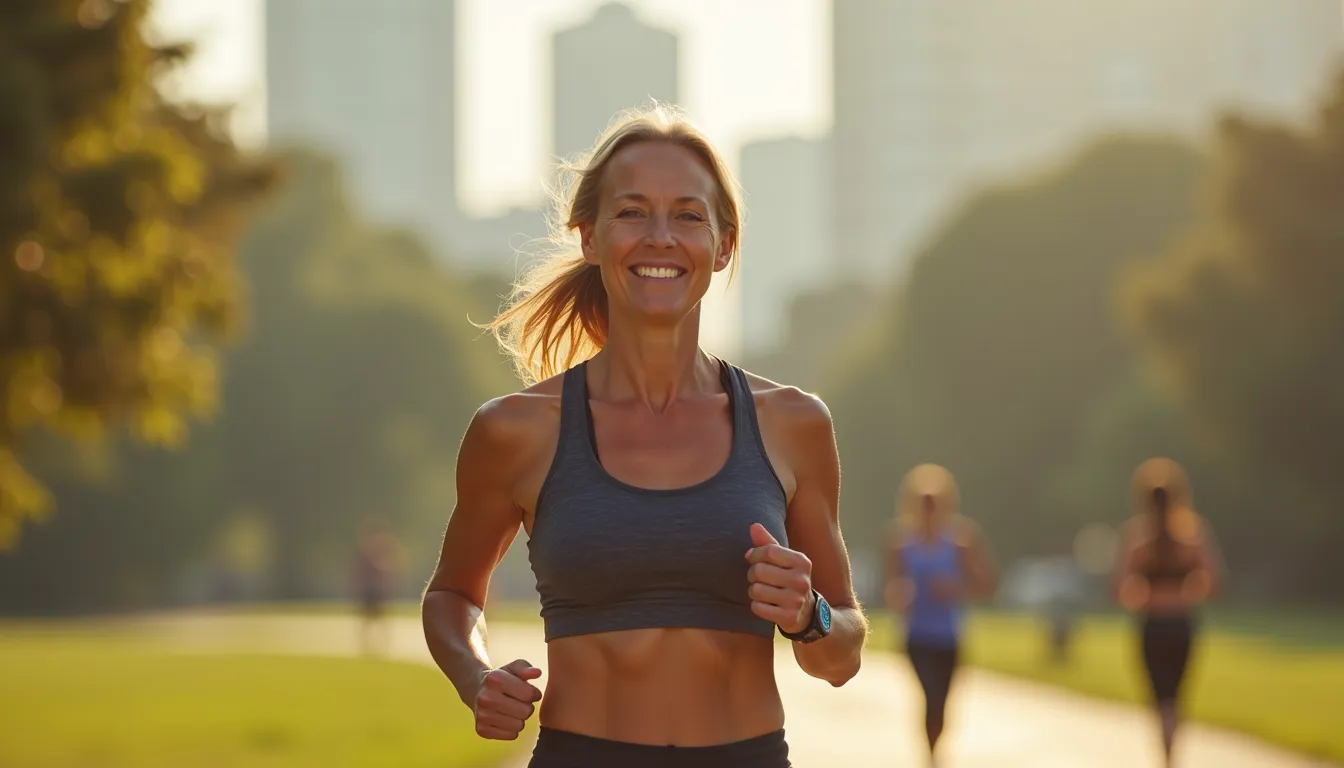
top-left (0, 630), bottom-right (528, 768)
top-left (228, 598), bottom-right (544, 625)
top-left (867, 610), bottom-right (1344, 763)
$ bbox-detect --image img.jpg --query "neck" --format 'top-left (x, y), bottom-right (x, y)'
top-left (917, 519), bottom-right (943, 542)
top-left (589, 310), bottom-right (716, 412)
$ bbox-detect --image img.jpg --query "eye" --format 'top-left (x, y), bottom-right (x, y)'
top-left (616, 208), bottom-right (645, 218)
top-left (677, 211), bottom-right (705, 222)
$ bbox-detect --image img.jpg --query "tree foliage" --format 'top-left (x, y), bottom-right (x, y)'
top-left (0, 0), bottom-right (276, 545)
top-left (0, 149), bottom-right (514, 613)
top-left (1122, 69), bottom-right (1344, 596)
top-left (825, 136), bottom-right (1205, 559)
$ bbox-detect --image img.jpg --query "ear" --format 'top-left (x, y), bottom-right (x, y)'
top-left (578, 221), bottom-right (599, 266)
top-left (713, 228), bottom-right (736, 273)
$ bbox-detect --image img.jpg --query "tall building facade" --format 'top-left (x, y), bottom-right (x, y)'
top-left (738, 137), bottom-right (832, 354)
top-left (831, 0), bottom-right (1344, 284)
top-left (264, 0), bottom-right (459, 256)
top-left (551, 3), bottom-right (679, 161)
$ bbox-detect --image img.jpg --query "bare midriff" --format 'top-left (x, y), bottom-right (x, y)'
top-left (540, 626), bottom-right (784, 746)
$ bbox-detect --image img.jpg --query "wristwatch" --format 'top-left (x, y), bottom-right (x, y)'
top-left (780, 589), bottom-right (832, 644)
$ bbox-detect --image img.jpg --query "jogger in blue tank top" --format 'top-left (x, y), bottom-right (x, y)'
top-left (884, 464), bottom-right (997, 766)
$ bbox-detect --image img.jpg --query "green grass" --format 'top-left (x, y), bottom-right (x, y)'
top-left (226, 598), bottom-right (544, 625)
top-left (867, 609), bottom-right (1344, 763)
top-left (0, 629), bottom-right (529, 768)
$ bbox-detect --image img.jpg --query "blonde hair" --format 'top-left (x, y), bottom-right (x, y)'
top-left (1130, 457), bottom-right (1202, 543)
top-left (484, 103), bottom-right (744, 385)
top-left (894, 463), bottom-right (961, 530)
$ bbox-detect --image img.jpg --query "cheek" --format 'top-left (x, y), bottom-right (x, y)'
top-left (684, 225), bottom-right (720, 257)
top-left (597, 225), bottom-right (641, 258)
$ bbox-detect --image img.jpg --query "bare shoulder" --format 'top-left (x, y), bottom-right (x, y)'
top-left (461, 372), bottom-right (565, 457)
top-left (950, 514), bottom-right (987, 547)
top-left (739, 368), bottom-right (834, 435)
top-left (884, 517), bottom-right (912, 550)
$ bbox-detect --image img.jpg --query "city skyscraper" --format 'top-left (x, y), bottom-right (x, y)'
top-left (264, 0), bottom-right (459, 256)
top-left (551, 2), bottom-right (679, 161)
top-left (830, 0), bottom-right (1344, 284)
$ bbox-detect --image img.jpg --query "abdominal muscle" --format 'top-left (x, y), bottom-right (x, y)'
top-left (539, 626), bottom-right (784, 746)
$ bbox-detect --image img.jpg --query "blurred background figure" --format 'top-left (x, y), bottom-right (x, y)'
top-left (352, 518), bottom-right (404, 657)
top-left (1113, 458), bottom-right (1222, 767)
top-left (884, 464), bottom-right (996, 767)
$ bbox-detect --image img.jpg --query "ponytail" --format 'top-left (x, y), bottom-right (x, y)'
top-left (487, 256), bottom-right (608, 385)
top-left (1150, 486), bottom-right (1174, 562)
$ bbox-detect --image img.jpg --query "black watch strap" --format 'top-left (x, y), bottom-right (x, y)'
top-left (780, 589), bottom-right (831, 644)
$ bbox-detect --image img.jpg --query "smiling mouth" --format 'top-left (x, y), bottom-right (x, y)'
top-left (630, 265), bottom-right (686, 279)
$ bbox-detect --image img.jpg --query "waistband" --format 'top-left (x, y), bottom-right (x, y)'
top-left (530, 726), bottom-right (790, 768)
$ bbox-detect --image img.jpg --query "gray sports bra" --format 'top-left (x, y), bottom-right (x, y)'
top-left (527, 360), bottom-right (789, 641)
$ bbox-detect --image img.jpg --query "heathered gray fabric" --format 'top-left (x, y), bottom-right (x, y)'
top-left (528, 360), bottom-right (789, 641)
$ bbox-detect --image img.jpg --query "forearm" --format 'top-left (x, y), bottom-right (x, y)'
top-left (883, 578), bottom-right (913, 613)
top-left (422, 588), bottom-right (492, 707)
top-left (790, 605), bottom-right (866, 686)
top-left (958, 573), bottom-right (996, 603)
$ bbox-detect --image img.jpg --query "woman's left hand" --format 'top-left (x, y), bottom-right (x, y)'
top-left (745, 522), bottom-right (815, 634)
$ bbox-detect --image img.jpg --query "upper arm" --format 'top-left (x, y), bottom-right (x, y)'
top-left (770, 389), bottom-right (858, 608)
top-left (956, 517), bottom-right (997, 590)
top-left (1112, 519), bottom-right (1144, 589)
top-left (884, 523), bottom-right (905, 582)
top-left (1194, 519), bottom-right (1224, 591)
top-left (424, 399), bottom-right (529, 608)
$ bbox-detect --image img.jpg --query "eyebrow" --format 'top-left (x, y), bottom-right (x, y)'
top-left (612, 192), bottom-right (709, 207)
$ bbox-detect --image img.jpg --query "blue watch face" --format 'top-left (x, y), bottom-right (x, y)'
top-left (817, 595), bottom-right (832, 632)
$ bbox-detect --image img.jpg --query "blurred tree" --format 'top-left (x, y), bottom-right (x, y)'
top-left (0, 150), bottom-right (515, 613)
top-left (1046, 370), bottom-right (1315, 600)
top-left (0, 0), bottom-right (276, 546)
top-left (743, 280), bottom-right (883, 394)
top-left (824, 136), bottom-right (1205, 560)
top-left (1123, 68), bottom-right (1344, 599)
top-left (209, 151), bottom-right (514, 596)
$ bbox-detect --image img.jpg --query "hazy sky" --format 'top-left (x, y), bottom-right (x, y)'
top-left (149, 0), bottom-right (831, 217)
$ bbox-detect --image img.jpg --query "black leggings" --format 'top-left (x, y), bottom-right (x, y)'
top-left (906, 639), bottom-right (960, 735)
top-left (1141, 615), bottom-right (1196, 704)
top-left (527, 727), bottom-right (791, 768)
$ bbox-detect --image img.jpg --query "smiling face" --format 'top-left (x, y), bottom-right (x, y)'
top-left (578, 141), bottom-right (736, 324)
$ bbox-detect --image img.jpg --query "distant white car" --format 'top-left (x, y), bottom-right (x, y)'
top-left (997, 556), bottom-right (1089, 611)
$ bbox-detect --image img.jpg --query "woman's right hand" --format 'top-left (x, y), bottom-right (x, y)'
top-left (473, 659), bottom-right (544, 740)
top-left (884, 579), bottom-right (913, 613)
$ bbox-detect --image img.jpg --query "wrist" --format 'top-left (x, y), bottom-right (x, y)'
top-left (780, 588), bottom-right (832, 643)
top-left (455, 664), bottom-right (490, 709)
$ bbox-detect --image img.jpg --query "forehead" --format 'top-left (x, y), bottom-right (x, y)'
top-left (601, 141), bottom-right (718, 201)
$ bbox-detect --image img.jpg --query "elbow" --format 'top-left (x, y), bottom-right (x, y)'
top-left (811, 645), bottom-right (862, 688)
top-left (978, 575), bottom-right (998, 601)
top-left (827, 654), bottom-right (862, 687)
top-left (820, 626), bottom-right (866, 687)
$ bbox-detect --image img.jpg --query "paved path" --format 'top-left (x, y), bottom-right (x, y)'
top-left (131, 612), bottom-right (1335, 768)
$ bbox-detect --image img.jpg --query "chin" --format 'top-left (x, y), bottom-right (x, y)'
top-left (618, 300), bottom-right (699, 326)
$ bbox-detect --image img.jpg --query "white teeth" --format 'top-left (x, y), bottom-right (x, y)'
top-left (634, 266), bottom-right (683, 279)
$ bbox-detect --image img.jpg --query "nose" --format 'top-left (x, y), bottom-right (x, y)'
top-left (644, 213), bottom-right (676, 248)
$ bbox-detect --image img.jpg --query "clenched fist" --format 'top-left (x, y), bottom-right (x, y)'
top-left (745, 522), bottom-right (815, 635)
top-left (472, 659), bottom-right (543, 740)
